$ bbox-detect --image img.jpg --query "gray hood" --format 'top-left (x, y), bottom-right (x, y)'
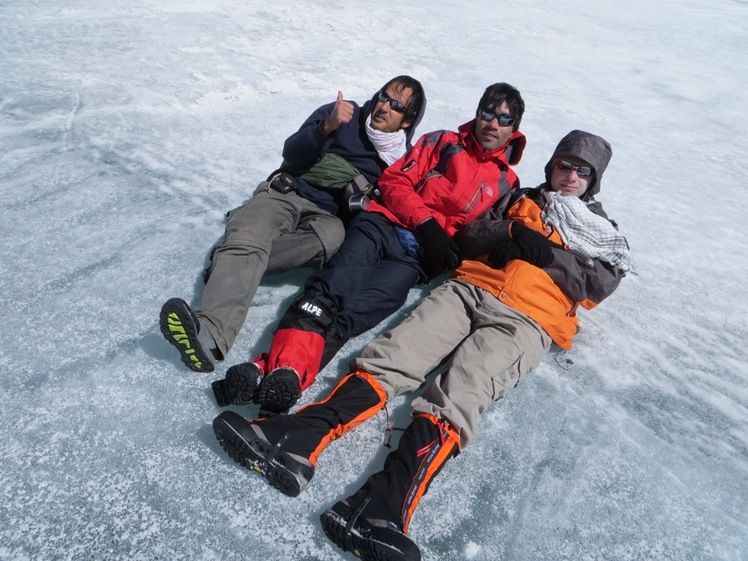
top-left (544, 130), bottom-right (612, 200)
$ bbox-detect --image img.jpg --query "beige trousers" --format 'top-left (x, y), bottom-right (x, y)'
top-left (355, 279), bottom-right (551, 447)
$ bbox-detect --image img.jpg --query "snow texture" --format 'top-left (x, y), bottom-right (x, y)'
top-left (1, 1), bottom-right (747, 560)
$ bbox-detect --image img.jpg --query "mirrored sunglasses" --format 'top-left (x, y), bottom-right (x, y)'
top-left (556, 159), bottom-right (593, 177)
top-left (377, 90), bottom-right (408, 114)
top-left (478, 108), bottom-right (514, 127)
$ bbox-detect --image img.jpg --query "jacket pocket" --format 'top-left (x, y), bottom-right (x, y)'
top-left (461, 182), bottom-right (488, 214)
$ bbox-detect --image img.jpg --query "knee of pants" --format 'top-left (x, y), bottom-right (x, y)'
top-left (215, 234), bottom-right (272, 259)
top-left (278, 289), bottom-right (340, 334)
top-left (306, 217), bottom-right (345, 263)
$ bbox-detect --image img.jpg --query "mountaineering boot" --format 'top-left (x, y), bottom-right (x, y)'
top-left (320, 413), bottom-right (461, 561)
top-left (319, 496), bottom-right (421, 561)
top-left (159, 297), bottom-right (217, 373)
top-left (213, 371), bottom-right (387, 497)
top-left (212, 361), bottom-right (263, 407)
top-left (212, 410), bottom-right (314, 497)
top-left (256, 366), bottom-right (303, 415)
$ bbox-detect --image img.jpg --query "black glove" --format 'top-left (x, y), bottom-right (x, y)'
top-left (488, 240), bottom-right (522, 269)
top-left (511, 222), bottom-right (554, 268)
top-left (417, 218), bottom-right (460, 275)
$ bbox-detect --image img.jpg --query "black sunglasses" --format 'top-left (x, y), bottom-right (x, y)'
top-left (377, 90), bottom-right (408, 114)
top-left (556, 159), bottom-right (593, 177)
top-left (478, 108), bottom-right (514, 127)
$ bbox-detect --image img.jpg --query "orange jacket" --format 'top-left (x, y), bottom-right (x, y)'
top-left (454, 195), bottom-right (603, 349)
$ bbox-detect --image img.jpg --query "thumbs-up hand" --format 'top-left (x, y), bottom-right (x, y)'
top-left (321, 91), bottom-right (355, 136)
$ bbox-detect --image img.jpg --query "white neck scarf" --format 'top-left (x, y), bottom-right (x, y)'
top-left (542, 191), bottom-right (637, 274)
top-left (366, 115), bottom-right (408, 165)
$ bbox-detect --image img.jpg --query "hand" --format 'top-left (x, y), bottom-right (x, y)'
top-left (321, 91), bottom-right (354, 136)
top-left (511, 222), bottom-right (554, 268)
top-left (417, 218), bottom-right (460, 276)
top-left (488, 240), bottom-right (522, 269)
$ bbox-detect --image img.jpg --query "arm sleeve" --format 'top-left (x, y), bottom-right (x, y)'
top-left (375, 131), bottom-right (451, 230)
top-left (281, 102), bottom-right (337, 171)
top-left (455, 189), bottom-right (524, 257)
top-left (456, 216), bottom-right (513, 258)
top-left (545, 248), bottom-right (625, 305)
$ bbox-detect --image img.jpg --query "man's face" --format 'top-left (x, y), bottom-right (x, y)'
top-left (550, 158), bottom-right (593, 197)
top-left (474, 101), bottom-right (514, 151)
top-left (370, 84), bottom-right (413, 133)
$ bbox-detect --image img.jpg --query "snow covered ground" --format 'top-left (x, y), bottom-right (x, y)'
top-left (1, 0), bottom-right (747, 560)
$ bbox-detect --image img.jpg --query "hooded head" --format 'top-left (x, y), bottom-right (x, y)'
top-left (368, 75), bottom-right (426, 144)
top-left (544, 130), bottom-right (612, 200)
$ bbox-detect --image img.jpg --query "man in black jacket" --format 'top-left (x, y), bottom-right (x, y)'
top-left (159, 77), bottom-right (425, 385)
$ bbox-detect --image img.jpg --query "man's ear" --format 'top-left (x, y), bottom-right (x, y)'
top-left (401, 119), bottom-right (413, 130)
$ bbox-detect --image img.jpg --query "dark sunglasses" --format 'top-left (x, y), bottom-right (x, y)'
top-left (377, 90), bottom-right (408, 114)
top-left (478, 108), bottom-right (515, 127)
top-left (556, 159), bottom-right (593, 177)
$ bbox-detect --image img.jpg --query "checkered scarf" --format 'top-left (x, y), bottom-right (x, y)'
top-left (542, 191), bottom-right (636, 273)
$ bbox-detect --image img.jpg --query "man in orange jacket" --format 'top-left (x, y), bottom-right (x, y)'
top-left (212, 130), bottom-right (633, 561)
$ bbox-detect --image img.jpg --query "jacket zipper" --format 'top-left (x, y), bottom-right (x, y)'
top-left (462, 183), bottom-right (485, 213)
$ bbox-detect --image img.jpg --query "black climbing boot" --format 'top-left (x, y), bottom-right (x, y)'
top-left (213, 371), bottom-right (387, 496)
top-left (212, 361), bottom-right (263, 407)
top-left (320, 413), bottom-right (460, 561)
top-left (159, 298), bottom-right (216, 373)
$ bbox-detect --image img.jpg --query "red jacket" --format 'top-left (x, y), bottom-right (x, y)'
top-left (366, 121), bottom-right (526, 235)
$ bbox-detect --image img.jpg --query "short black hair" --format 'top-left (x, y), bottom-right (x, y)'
top-left (383, 75), bottom-right (424, 126)
top-left (476, 83), bottom-right (525, 131)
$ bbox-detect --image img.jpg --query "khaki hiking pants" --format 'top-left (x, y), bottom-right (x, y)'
top-left (198, 184), bottom-right (345, 357)
top-left (355, 279), bottom-right (552, 447)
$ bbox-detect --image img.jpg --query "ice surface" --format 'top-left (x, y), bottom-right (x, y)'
top-left (1, 1), bottom-right (747, 560)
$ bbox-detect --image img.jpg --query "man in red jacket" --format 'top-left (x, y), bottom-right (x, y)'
top-left (215, 83), bottom-right (526, 416)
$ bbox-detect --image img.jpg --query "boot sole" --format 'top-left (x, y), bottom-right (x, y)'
top-left (159, 298), bottom-right (214, 373)
top-left (213, 363), bottom-right (261, 406)
top-left (224, 363), bottom-right (261, 404)
top-left (212, 411), bottom-right (308, 497)
top-left (320, 504), bottom-right (417, 561)
top-left (320, 510), bottom-right (405, 561)
top-left (257, 368), bottom-right (302, 414)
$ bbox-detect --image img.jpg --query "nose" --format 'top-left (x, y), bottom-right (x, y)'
top-left (484, 115), bottom-right (500, 127)
top-left (559, 166), bottom-right (578, 177)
